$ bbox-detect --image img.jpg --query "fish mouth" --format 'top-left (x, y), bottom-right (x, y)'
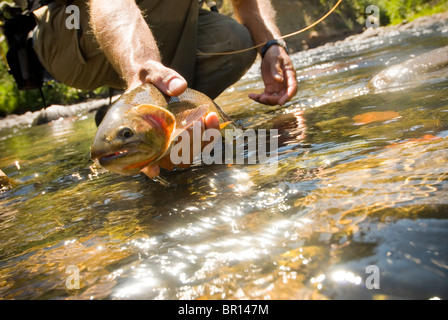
top-left (93, 149), bottom-right (138, 167)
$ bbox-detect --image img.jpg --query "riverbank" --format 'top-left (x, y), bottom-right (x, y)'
top-left (1, 8), bottom-right (447, 299)
top-left (0, 98), bottom-right (110, 132)
top-left (0, 10), bottom-right (447, 131)
top-left (220, 0), bottom-right (448, 52)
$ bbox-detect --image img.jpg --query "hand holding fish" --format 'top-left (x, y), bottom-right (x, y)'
top-left (124, 59), bottom-right (221, 178)
top-left (90, 83), bottom-right (232, 177)
top-left (89, 0), bottom-right (296, 179)
top-left (127, 60), bottom-right (188, 97)
top-left (140, 111), bottom-right (220, 178)
top-left (123, 58), bottom-right (216, 177)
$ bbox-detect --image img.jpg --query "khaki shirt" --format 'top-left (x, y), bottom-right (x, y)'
top-left (33, 0), bottom-right (198, 90)
top-left (32, 0), bottom-right (256, 99)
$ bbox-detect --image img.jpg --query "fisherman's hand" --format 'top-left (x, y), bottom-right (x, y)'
top-left (249, 46), bottom-right (298, 106)
top-left (128, 60), bottom-right (188, 96)
top-left (141, 112), bottom-right (220, 178)
top-left (130, 61), bottom-right (220, 178)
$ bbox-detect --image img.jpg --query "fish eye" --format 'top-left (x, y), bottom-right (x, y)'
top-left (117, 127), bottom-right (134, 139)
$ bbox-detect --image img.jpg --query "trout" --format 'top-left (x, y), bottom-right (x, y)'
top-left (90, 84), bottom-right (234, 175)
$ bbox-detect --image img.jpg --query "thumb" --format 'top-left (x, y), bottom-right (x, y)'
top-left (270, 60), bottom-right (284, 83)
top-left (140, 61), bottom-right (188, 96)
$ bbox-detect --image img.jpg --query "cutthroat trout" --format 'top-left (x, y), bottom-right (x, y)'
top-left (90, 84), bottom-right (234, 175)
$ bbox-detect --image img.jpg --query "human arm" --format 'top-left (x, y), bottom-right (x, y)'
top-left (88, 0), bottom-right (220, 178)
top-left (231, 0), bottom-right (298, 105)
top-left (88, 0), bottom-right (187, 95)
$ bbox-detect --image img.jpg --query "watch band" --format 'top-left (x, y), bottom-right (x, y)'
top-left (261, 39), bottom-right (288, 59)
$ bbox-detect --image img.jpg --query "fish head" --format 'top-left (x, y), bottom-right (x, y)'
top-left (91, 103), bottom-right (176, 175)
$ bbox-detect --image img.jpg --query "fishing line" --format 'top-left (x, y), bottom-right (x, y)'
top-left (197, 0), bottom-right (343, 56)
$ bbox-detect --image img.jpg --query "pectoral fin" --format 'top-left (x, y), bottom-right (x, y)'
top-left (133, 104), bottom-right (176, 136)
top-left (171, 104), bottom-right (209, 139)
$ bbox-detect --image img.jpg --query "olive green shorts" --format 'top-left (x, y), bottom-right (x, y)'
top-left (33, 0), bottom-right (256, 99)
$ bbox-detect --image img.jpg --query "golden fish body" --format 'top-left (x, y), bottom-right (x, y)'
top-left (90, 83), bottom-right (234, 175)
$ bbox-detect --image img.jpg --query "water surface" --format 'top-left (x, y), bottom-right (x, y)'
top-left (1, 21), bottom-right (448, 299)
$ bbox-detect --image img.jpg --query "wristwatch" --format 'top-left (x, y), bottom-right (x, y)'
top-left (261, 39), bottom-right (288, 59)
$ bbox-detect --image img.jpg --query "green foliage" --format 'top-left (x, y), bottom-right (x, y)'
top-left (0, 11), bottom-right (109, 117)
top-left (1, 0), bottom-right (448, 116)
top-left (376, 0), bottom-right (448, 24)
top-left (0, 66), bottom-right (17, 115)
top-left (220, 0), bottom-right (448, 29)
top-left (0, 58), bottom-right (109, 117)
top-left (344, 0), bottom-right (448, 25)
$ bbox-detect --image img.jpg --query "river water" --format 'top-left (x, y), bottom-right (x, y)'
top-left (1, 19), bottom-right (448, 300)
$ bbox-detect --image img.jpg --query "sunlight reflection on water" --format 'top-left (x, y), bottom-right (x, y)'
top-left (1, 19), bottom-right (448, 300)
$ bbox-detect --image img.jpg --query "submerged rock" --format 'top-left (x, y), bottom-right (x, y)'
top-left (0, 169), bottom-right (14, 192)
top-left (0, 98), bottom-right (110, 131)
top-left (368, 46), bottom-right (448, 91)
top-left (33, 99), bottom-right (111, 125)
top-left (352, 111), bottom-right (400, 125)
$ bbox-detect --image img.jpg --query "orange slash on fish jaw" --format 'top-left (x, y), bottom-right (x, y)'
top-left (353, 111), bottom-right (401, 125)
